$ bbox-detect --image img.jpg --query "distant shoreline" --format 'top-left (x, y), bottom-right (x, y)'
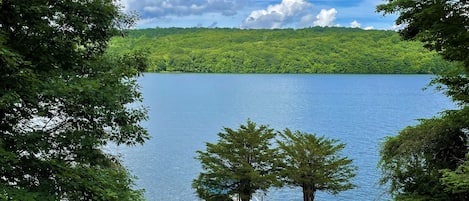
top-left (109, 27), bottom-right (457, 74)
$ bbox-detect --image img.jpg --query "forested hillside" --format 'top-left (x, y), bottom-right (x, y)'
top-left (108, 27), bottom-right (456, 74)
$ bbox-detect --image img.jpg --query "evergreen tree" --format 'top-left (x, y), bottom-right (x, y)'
top-left (277, 129), bottom-right (357, 201)
top-left (193, 120), bottom-right (280, 201)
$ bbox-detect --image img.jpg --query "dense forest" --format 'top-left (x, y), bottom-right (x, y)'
top-left (108, 27), bottom-right (457, 74)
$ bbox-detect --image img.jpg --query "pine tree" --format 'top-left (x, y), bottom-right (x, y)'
top-left (277, 129), bottom-right (357, 201)
top-left (193, 120), bottom-right (280, 201)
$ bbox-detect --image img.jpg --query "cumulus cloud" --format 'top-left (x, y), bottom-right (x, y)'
top-left (313, 8), bottom-right (337, 27)
top-left (119, 0), bottom-right (395, 29)
top-left (241, 0), bottom-right (314, 29)
top-left (350, 20), bottom-right (360, 28)
top-left (120, 0), bottom-right (245, 18)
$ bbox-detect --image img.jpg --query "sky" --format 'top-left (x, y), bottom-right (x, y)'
top-left (119, 0), bottom-right (398, 30)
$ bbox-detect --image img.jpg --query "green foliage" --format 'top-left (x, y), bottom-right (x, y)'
top-left (55, 163), bottom-right (145, 201)
top-left (377, 0), bottom-right (469, 70)
top-left (108, 27), bottom-right (457, 74)
top-left (431, 72), bottom-right (469, 106)
top-left (379, 109), bottom-right (468, 201)
top-left (441, 154), bottom-right (469, 194)
top-left (193, 120), bottom-right (280, 201)
top-left (277, 129), bottom-right (357, 201)
top-left (1, 0), bottom-right (148, 200)
top-left (377, 1), bottom-right (469, 200)
top-left (194, 121), bottom-right (358, 201)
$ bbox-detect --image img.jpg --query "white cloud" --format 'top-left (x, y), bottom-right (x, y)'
top-left (364, 26), bottom-right (374, 30)
top-left (241, 0), bottom-right (314, 29)
top-left (313, 8), bottom-right (337, 27)
top-left (350, 20), bottom-right (361, 28)
top-left (119, 0), bottom-right (398, 29)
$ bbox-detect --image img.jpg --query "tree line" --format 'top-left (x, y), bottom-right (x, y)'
top-left (108, 27), bottom-right (457, 74)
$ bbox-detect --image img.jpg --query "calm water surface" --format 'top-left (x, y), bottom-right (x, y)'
top-left (113, 74), bottom-right (454, 201)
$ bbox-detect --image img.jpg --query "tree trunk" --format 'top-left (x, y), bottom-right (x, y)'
top-left (239, 180), bottom-right (252, 201)
top-left (240, 193), bottom-right (251, 201)
top-left (302, 185), bottom-right (316, 201)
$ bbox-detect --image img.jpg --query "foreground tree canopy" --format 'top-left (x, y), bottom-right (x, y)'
top-left (108, 27), bottom-right (457, 74)
top-left (1, 1), bottom-right (149, 200)
top-left (277, 129), bottom-right (357, 201)
top-left (377, 1), bottom-right (469, 200)
top-left (193, 120), bottom-right (279, 201)
top-left (379, 110), bottom-right (468, 200)
top-left (193, 120), bottom-right (356, 201)
top-left (377, 0), bottom-right (469, 70)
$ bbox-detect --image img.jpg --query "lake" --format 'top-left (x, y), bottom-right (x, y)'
top-left (111, 74), bottom-right (454, 201)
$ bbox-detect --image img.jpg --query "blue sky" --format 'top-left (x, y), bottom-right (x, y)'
top-left (120, 0), bottom-right (398, 30)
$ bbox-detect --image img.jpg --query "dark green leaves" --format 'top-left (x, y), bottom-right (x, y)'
top-left (377, 1), bottom-right (469, 200)
top-left (1, 1), bottom-right (148, 200)
top-left (441, 154), bottom-right (469, 194)
top-left (379, 109), bottom-right (469, 200)
top-left (377, 0), bottom-right (469, 70)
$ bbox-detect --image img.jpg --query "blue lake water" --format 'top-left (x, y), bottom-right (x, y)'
top-left (112, 74), bottom-right (455, 201)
